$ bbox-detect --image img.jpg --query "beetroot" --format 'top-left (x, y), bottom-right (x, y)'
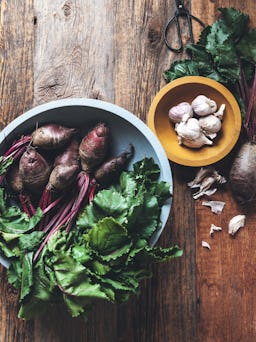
top-left (229, 68), bottom-right (256, 204)
top-left (32, 124), bottom-right (76, 150)
top-left (94, 144), bottom-right (134, 186)
top-left (230, 142), bottom-right (256, 204)
top-left (79, 122), bottom-right (110, 172)
top-left (19, 148), bottom-right (51, 194)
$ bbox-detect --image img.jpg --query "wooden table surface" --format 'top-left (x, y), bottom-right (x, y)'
top-left (0, 1), bottom-right (255, 341)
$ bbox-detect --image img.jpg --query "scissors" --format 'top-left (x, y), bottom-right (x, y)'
top-left (164, 0), bottom-right (205, 53)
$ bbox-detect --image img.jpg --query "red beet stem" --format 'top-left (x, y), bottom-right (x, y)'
top-left (4, 136), bottom-right (31, 157)
top-left (19, 193), bottom-right (36, 218)
top-left (245, 66), bottom-right (256, 139)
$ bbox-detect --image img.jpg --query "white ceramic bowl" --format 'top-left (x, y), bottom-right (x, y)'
top-left (0, 98), bottom-right (172, 268)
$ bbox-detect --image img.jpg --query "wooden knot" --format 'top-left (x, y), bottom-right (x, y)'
top-left (90, 88), bottom-right (106, 101)
top-left (6, 283), bottom-right (19, 301)
top-left (147, 18), bottom-right (162, 49)
top-left (35, 67), bottom-right (67, 103)
top-left (62, 1), bottom-right (72, 17)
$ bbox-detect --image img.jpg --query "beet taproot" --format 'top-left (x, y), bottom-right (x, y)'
top-left (32, 124), bottom-right (76, 150)
top-left (19, 148), bottom-right (51, 194)
top-left (229, 142), bottom-right (256, 204)
top-left (79, 122), bottom-right (110, 172)
top-left (94, 144), bottom-right (134, 186)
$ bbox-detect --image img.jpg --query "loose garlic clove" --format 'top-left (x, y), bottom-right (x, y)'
top-left (192, 95), bottom-right (217, 116)
top-left (199, 115), bottom-right (222, 134)
top-left (210, 224), bottom-right (222, 236)
top-left (168, 102), bottom-right (193, 123)
top-left (228, 215), bottom-right (246, 236)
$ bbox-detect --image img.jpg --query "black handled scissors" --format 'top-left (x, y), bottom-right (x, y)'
top-left (164, 0), bottom-right (205, 53)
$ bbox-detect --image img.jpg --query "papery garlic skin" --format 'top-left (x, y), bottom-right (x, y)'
top-left (168, 102), bottom-right (193, 123)
top-left (192, 95), bottom-right (217, 116)
top-left (199, 115), bottom-right (222, 135)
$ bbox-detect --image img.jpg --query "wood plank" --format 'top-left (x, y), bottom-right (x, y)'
top-left (0, 0), bottom-right (34, 128)
top-left (191, 2), bottom-right (256, 341)
top-left (0, 1), bottom-right (35, 341)
top-left (32, 0), bottom-right (196, 341)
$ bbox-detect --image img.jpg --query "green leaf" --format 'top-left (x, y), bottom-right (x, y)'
top-left (218, 7), bottom-right (249, 41)
top-left (20, 252), bottom-right (33, 301)
top-left (164, 60), bottom-right (201, 82)
top-left (87, 217), bottom-right (129, 255)
top-left (7, 259), bottom-right (23, 289)
top-left (237, 29), bottom-right (256, 63)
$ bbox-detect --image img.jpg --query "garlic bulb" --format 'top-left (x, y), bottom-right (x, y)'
top-left (192, 95), bottom-right (217, 116)
top-left (168, 102), bottom-right (193, 123)
top-left (199, 115), bottom-right (222, 135)
top-left (175, 118), bottom-right (201, 140)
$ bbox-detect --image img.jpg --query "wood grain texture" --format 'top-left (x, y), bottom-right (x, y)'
top-left (0, 0), bottom-right (256, 341)
top-left (0, 0), bottom-right (34, 130)
top-left (0, 1), bottom-right (34, 340)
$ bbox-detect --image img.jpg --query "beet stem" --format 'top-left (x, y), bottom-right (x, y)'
top-left (245, 66), bottom-right (256, 138)
top-left (4, 136), bottom-right (31, 157)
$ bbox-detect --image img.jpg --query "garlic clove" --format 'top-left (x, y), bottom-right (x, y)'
top-left (180, 132), bottom-right (213, 149)
top-left (228, 214), bottom-right (246, 236)
top-left (214, 104), bottom-right (225, 119)
top-left (168, 102), bottom-right (193, 123)
top-left (202, 241), bottom-right (211, 250)
top-left (199, 115), bottom-right (222, 134)
top-left (202, 200), bottom-right (225, 214)
top-left (205, 132), bottom-right (217, 139)
top-left (192, 95), bottom-right (217, 116)
top-left (210, 223), bottom-right (222, 236)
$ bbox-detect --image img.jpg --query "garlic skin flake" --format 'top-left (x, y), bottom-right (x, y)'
top-left (169, 102), bottom-right (193, 123)
top-left (210, 224), bottom-right (222, 236)
top-left (187, 167), bottom-right (226, 200)
top-left (192, 95), bottom-right (217, 116)
top-left (202, 200), bottom-right (225, 214)
top-left (202, 241), bottom-right (211, 249)
top-left (228, 215), bottom-right (246, 236)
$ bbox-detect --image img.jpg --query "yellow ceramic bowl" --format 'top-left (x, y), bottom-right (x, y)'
top-left (147, 76), bottom-right (242, 167)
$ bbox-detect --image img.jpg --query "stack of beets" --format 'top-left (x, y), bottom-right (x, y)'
top-left (0, 122), bottom-right (133, 261)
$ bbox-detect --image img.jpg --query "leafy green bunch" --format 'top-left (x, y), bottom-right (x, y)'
top-left (0, 158), bottom-right (182, 319)
top-left (164, 7), bottom-right (256, 117)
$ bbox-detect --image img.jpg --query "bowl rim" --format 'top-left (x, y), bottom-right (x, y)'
top-left (0, 98), bottom-right (173, 268)
top-left (147, 76), bottom-right (242, 167)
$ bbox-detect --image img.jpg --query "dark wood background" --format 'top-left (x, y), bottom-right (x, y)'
top-left (0, 1), bottom-right (255, 341)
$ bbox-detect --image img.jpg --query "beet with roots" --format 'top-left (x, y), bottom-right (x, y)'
top-left (32, 124), bottom-right (76, 150)
top-left (79, 122), bottom-right (110, 172)
top-left (94, 144), bottom-right (134, 186)
top-left (229, 142), bottom-right (256, 204)
top-left (19, 148), bottom-right (51, 194)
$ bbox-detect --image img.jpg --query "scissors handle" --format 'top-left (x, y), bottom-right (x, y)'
top-left (164, 5), bottom-right (205, 53)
